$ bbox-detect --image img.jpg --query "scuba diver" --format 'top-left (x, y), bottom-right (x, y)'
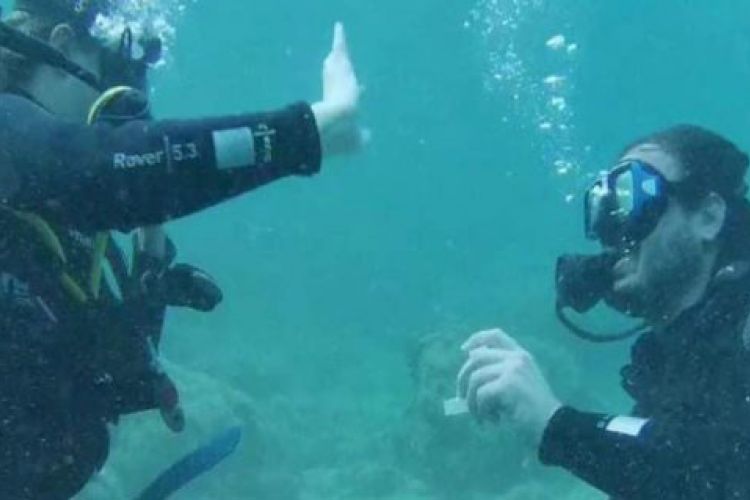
top-left (456, 125), bottom-right (750, 499)
top-left (0, 0), bottom-right (363, 498)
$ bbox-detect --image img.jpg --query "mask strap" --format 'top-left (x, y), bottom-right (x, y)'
top-left (0, 16), bottom-right (104, 91)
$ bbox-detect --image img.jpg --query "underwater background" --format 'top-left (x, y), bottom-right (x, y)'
top-left (3, 0), bottom-right (749, 498)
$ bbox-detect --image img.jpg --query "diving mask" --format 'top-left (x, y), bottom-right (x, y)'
top-left (584, 159), bottom-right (701, 247)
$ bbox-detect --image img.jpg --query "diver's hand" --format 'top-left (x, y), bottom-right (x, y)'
top-left (312, 22), bottom-right (366, 157)
top-left (456, 328), bottom-right (562, 448)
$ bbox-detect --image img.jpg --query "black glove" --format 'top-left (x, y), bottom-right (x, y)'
top-left (132, 235), bottom-right (223, 312)
top-left (157, 263), bottom-right (223, 312)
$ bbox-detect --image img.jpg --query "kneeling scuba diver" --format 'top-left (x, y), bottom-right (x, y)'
top-left (0, 1), bottom-right (225, 496)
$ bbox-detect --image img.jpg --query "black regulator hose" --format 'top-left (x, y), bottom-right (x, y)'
top-left (555, 301), bottom-right (646, 343)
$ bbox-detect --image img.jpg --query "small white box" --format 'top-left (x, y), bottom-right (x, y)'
top-left (443, 397), bottom-right (469, 417)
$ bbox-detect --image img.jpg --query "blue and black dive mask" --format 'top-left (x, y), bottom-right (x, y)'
top-left (584, 159), bottom-right (682, 248)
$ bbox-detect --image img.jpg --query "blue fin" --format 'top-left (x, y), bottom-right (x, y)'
top-left (135, 426), bottom-right (243, 500)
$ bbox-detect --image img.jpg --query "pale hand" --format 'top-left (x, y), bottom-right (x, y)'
top-left (312, 22), bottom-right (366, 156)
top-left (456, 328), bottom-right (563, 448)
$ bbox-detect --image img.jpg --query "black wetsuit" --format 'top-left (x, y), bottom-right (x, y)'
top-left (0, 93), bottom-right (321, 499)
top-left (539, 265), bottom-right (750, 499)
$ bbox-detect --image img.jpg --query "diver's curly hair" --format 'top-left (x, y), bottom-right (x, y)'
top-left (627, 124), bottom-right (750, 266)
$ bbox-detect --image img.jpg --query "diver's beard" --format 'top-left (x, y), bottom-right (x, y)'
top-left (606, 280), bottom-right (651, 318)
top-left (604, 249), bottom-right (643, 316)
top-left (613, 290), bottom-right (669, 321)
top-left (609, 261), bottom-right (702, 324)
top-left (606, 248), bottom-right (664, 320)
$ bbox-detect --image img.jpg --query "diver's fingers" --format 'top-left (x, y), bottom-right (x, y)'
top-left (461, 328), bottom-right (521, 353)
top-left (457, 347), bottom-right (513, 398)
top-left (466, 363), bottom-right (505, 416)
top-left (327, 126), bottom-right (370, 155)
top-left (324, 22), bottom-right (354, 81)
top-left (475, 376), bottom-right (511, 421)
top-left (461, 328), bottom-right (506, 351)
top-left (332, 22), bottom-right (348, 56)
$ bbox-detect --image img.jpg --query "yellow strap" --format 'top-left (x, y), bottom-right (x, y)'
top-left (9, 210), bottom-right (67, 264)
top-left (0, 206), bottom-right (88, 303)
top-left (87, 86), bottom-right (134, 125)
top-left (84, 86), bottom-right (136, 300)
top-left (61, 273), bottom-right (88, 304)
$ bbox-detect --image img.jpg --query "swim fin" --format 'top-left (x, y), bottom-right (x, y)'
top-left (135, 426), bottom-right (242, 500)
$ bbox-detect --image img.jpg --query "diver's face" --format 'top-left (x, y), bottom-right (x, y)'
top-left (608, 143), bottom-right (705, 316)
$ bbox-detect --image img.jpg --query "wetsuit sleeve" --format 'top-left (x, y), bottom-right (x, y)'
top-left (538, 406), bottom-right (750, 498)
top-left (0, 94), bottom-right (322, 231)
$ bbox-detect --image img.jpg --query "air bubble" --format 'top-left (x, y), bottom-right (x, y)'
top-left (546, 34), bottom-right (566, 50)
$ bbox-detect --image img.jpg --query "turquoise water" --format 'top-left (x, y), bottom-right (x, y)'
top-left (5, 0), bottom-right (750, 498)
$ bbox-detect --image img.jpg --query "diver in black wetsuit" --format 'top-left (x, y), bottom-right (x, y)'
top-left (0, 0), bottom-right (364, 498)
top-left (456, 126), bottom-right (750, 499)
